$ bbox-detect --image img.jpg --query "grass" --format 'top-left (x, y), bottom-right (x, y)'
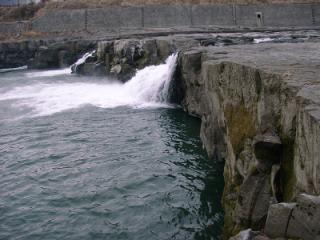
top-left (0, 3), bottom-right (45, 22)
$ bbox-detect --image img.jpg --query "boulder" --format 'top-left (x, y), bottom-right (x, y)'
top-left (287, 194), bottom-right (320, 240)
top-left (264, 202), bottom-right (296, 238)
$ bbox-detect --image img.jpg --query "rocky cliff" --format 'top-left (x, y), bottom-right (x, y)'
top-left (175, 42), bottom-right (320, 239)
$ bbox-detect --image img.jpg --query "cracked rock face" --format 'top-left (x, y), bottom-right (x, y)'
top-left (93, 38), bottom-right (176, 82)
top-left (175, 42), bottom-right (320, 239)
top-left (264, 202), bottom-right (296, 238)
top-left (265, 194), bottom-right (320, 240)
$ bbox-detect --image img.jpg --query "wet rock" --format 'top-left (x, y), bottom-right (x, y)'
top-left (58, 50), bottom-right (72, 68)
top-left (97, 41), bottom-right (112, 61)
top-left (114, 39), bottom-right (142, 65)
top-left (104, 53), bottom-right (111, 72)
top-left (29, 45), bottom-right (59, 69)
top-left (76, 62), bottom-right (106, 76)
top-left (110, 64), bottom-right (122, 75)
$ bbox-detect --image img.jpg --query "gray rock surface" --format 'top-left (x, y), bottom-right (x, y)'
top-left (263, 194), bottom-right (320, 240)
top-left (287, 194), bottom-right (320, 240)
top-left (176, 42), bottom-right (320, 238)
top-left (93, 38), bottom-right (175, 81)
top-left (264, 202), bottom-right (296, 238)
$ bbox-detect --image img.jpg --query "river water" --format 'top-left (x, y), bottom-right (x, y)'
top-left (0, 55), bottom-right (224, 240)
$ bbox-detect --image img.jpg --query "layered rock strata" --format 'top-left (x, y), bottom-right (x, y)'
top-left (175, 42), bottom-right (320, 239)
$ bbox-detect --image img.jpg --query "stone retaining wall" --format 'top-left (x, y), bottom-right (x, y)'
top-left (2, 3), bottom-right (320, 35)
top-left (0, 21), bottom-right (30, 35)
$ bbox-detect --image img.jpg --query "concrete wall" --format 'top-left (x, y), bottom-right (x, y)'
top-left (263, 4), bottom-right (313, 27)
top-left (87, 7), bottom-right (143, 31)
top-left (0, 21), bottom-right (29, 35)
top-left (191, 5), bottom-right (234, 26)
top-left (313, 4), bottom-right (320, 25)
top-left (143, 5), bottom-right (191, 27)
top-left (32, 9), bottom-right (85, 32)
top-left (1, 3), bottom-right (320, 35)
top-left (236, 4), bottom-right (314, 27)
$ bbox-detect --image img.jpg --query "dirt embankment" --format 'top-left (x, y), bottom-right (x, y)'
top-left (0, 3), bottom-right (45, 22)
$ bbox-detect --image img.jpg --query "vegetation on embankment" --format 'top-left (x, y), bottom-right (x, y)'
top-left (0, 3), bottom-right (44, 22)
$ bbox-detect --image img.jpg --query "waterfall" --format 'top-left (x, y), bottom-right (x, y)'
top-left (71, 50), bottom-right (96, 73)
top-left (124, 53), bottom-right (178, 103)
top-left (0, 54), bottom-right (178, 117)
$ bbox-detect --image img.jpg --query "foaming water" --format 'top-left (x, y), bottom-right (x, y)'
top-left (0, 65), bottom-right (28, 73)
top-left (254, 37), bottom-right (273, 43)
top-left (25, 68), bottom-right (71, 78)
top-left (0, 54), bottom-right (177, 117)
top-left (71, 50), bottom-right (96, 72)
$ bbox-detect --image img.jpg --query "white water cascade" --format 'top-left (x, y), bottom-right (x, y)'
top-left (71, 50), bottom-right (96, 72)
top-left (0, 53), bottom-right (178, 117)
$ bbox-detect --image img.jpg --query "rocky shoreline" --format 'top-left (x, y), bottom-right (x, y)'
top-left (1, 31), bottom-right (320, 240)
top-left (176, 41), bottom-right (320, 239)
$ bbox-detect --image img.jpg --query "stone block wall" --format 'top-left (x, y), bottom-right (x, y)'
top-left (1, 4), bottom-right (320, 36)
top-left (191, 5), bottom-right (234, 26)
top-left (32, 9), bottom-right (86, 32)
top-left (0, 21), bottom-right (30, 35)
top-left (143, 5), bottom-right (191, 27)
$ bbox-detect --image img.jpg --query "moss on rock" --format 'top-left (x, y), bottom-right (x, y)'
top-left (224, 103), bottom-right (256, 157)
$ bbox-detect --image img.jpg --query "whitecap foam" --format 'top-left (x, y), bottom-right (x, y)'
top-left (0, 54), bottom-right (178, 117)
top-left (0, 65), bottom-right (28, 73)
top-left (25, 68), bottom-right (71, 78)
top-left (254, 37), bottom-right (273, 44)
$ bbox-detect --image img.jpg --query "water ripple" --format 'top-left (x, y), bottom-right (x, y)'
top-left (0, 73), bottom-right (223, 240)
